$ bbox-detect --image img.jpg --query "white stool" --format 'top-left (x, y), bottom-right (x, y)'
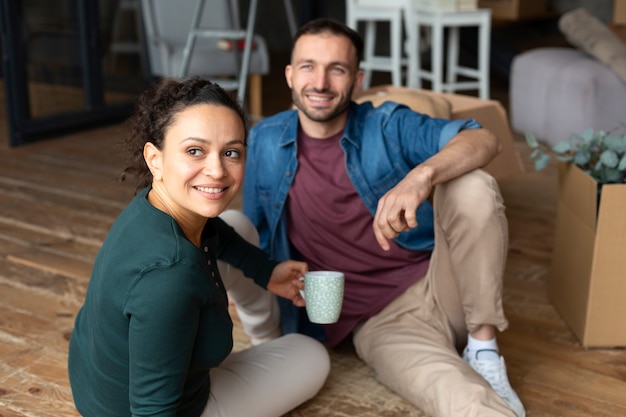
top-left (404, 8), bottom-right (491, 99)
top-left (345, 0), bottom-right (406, 88)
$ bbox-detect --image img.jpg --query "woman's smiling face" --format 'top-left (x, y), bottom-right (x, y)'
top-left (144, 103), bottom-right (246, 224)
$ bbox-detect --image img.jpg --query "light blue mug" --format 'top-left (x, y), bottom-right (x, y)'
top-left (300, 271), bottom-right (345, 324)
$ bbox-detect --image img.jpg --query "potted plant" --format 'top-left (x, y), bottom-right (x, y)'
top-left (525, 126), bottom-right (626, 185)
top-left (524, 126), bottom-right (626, 348)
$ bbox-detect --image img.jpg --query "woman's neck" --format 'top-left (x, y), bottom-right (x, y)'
top-left (147, 186), bottom-right (205, 247)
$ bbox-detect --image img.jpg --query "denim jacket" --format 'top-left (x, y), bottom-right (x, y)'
top-left (243, 100), bottom-right (481, 263)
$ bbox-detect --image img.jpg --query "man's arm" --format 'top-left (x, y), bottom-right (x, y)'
top-left (373, 128), bottom-right (501, 250)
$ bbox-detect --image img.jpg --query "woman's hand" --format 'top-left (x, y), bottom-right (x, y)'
top-left (266, 260), bottom-right (308, 307)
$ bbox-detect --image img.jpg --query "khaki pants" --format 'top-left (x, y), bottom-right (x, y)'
top-left (202, 333), bottom-right (329, 417)
top-left (353, 169), bottom-right (515, 417)
top-left (214, 211), bottom-right (329, 417)
top-left (218, 210), bottom-right (282, 344)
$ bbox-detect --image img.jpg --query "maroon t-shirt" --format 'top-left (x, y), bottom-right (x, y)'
top-left (286, 127), bottom-right (431, 347)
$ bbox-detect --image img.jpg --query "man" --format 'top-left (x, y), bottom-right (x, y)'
top-left (239, 18), bottom-right (525, 417)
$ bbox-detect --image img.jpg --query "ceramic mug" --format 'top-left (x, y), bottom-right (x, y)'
top-left (300, 271), bottom-right (345, 324)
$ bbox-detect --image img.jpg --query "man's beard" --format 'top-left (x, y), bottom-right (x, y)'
top-left (291, 86), bottom-right (354, 123)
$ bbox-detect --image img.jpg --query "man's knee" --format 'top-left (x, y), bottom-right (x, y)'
top-left (434, 169), bottom-right (504, 224)
top-left (437, 169), bottom-right (499, 200)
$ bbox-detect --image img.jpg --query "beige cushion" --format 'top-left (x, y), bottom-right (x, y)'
top-left (354, 86), bottom-right (452, 118)
top-left (559, 7), bottom-right (626, 84)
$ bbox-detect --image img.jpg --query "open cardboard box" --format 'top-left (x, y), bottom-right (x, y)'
top-left (478, 0), bottom-right (553, 21)
top-left (611, 0), bottom-right (626, 43)
top-left (354, 85), bottom-right (525, 181)
top-left (609, 23), bottom-right (626, 44)
top-left (615, 0), bottom-right (626, 24)
top-left (413, 0), bottom-right (478, 12)
top-left (549, 163), bottom-right (626, 347)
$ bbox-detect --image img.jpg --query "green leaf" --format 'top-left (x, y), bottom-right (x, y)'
top-left (580, 128), bottom-right (594, 141)
top-left (530, 148), bottom-right (540, 159)
top-left (525, 124), bottom-right (626, 184)
top-left (604, 169), bottom-right (623, 183)
top-left (573, 150), bottom-right (590, 166)
top-left (618, 155), bottom-right (626, 171)
top-left (604, 135), bottom-right (626, 153)
top-left (552, 140), bottom-right (572, 153)
top-left (534, 153), bottom-right (551, 171)
top-left (524, 132), bottom-right (539, 148)
top-left (599, 150), bottom-right (619, 168)
top-left (594, 160), bottom-right (604, 171)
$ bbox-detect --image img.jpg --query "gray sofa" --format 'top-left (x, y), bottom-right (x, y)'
top-left (510, 46), bottom-right (626, 146)
top-left (509, 8), bottom-right (626, 146)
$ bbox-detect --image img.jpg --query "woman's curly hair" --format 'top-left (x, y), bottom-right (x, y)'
top-left (121, 77), bottom-right (248, 192)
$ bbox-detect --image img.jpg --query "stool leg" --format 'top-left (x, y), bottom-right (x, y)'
top-left (478, 13), bottom-right (491, 99)
top-left (363, 20), bottom-right (376, 89)
top-left (431, 19), bottom-right (444, 93)
top-left (405, 18), bottom-right (421, 89)
top-left (446, 27), bottom-right (459, 93)
top-left (390, 12), bottom-right (402, 86)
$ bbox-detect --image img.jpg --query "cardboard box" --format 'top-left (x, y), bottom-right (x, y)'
top-left (355, 85), bottom-right (525, 181)
top-left (413, 0), bottom-right (478, 12)
top-left (609, 23), bottom-right (626, 44)
top-left (615, 0), bottom-right (626, 25)
top-left (549, 163), bottom-right (626, 347)
top-left (478, 0), bottom-right (552, 21)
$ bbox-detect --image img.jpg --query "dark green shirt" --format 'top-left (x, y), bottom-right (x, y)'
top-left (68, 187), bottom-right (277, 417)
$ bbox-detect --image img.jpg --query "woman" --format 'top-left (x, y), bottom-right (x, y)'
top-left (68, 77), bottom-right (330, 417)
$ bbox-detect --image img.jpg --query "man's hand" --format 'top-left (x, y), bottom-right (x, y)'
top-left (266, 260), bottom-right (308, 306)
top-left (373, 167), bottom-right (433, 251)
top-left (372, 128), bottom-right (499, 250)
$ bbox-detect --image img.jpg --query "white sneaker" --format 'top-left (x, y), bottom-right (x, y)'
top-left (463, 349), bottom-right (526, 417)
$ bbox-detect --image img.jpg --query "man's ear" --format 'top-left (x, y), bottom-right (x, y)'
top-left (285, 64), bottom-right (293, 89)
top-left (354, 69), bottom-right (365, 95)
top-left (143, 142), bottom-right (162, 181)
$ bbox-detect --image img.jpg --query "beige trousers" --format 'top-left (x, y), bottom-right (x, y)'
top-left (218, 210), bottom-right (282, 344)
top-left (201, 333), bottom-right (329, 417)
top-left (213, 211), bottom-right (329, 417)
top-left (352, 169), bottom-right (515, 417)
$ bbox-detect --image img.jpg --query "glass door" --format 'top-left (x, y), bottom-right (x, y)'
top-left (0, 0), bottom-right (150, 147)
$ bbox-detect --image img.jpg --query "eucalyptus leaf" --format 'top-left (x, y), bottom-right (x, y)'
top-left (573, 150), bottom-right (590, 166)
top-left (525, 132), bottom-right (539, 148)
top-left (599, 150), bottom-right (619, 168)
top-left (530, 148), bottom-right (540, 159)
top-left (581, 128), bottom-right (594, 141)
top-left (604, 169), bottom-right (623, 183)
top-left (524, 126), bottom-right (626, 183)
top-left (594, 160), bottom-right (603, 171)
top-left (605, 135), bottom-right (626, 152)
top-left (619, 155), bottom-right (626, 171)
top-left (555, 155), bottom-right (573, 162)
top-left (534, 153), bottom-right (551, 171)
top-left (552, 141), bottom-right (572, 153)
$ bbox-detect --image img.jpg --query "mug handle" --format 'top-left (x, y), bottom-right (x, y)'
top-left (299, 276), bottom-right (305, 300)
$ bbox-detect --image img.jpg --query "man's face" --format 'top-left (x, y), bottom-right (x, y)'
top-left (285, 33), bottom-right (363, 130)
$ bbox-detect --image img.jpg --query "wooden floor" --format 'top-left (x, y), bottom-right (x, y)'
top-left (1, 69), bottom-right (626, 416)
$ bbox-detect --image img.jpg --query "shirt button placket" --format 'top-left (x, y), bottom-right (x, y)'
top-left (203, 246), bottom-right (218, 287)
